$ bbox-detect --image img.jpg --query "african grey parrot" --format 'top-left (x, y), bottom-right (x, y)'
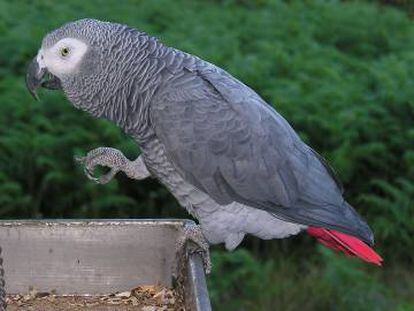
top-left (26, 19), bottom-right (382, 272)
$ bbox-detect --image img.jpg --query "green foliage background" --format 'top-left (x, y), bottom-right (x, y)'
top-left (0, 0), bottom-right (413, 309)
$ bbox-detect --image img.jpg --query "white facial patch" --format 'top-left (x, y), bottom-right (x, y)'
top-left (39, 38), bottom-right (88, 78)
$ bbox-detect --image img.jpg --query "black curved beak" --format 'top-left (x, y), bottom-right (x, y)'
top-left (26, 57), bottom-right (45, 101)
top-left (25, 57), bottom-right (61, 101)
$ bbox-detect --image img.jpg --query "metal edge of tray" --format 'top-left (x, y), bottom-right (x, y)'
top-left (0, 219), bottom-right (212, 311)
top-left (0, 218), bottom-right (192, 228)
top-left (186, 253), bottom-right (212, 311)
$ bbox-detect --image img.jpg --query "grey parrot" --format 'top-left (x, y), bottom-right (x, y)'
top-left (26, 19), bottom-right (382, 272)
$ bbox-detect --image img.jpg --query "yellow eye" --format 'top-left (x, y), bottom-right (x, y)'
top-left (60, 47), bottom-right (70, 57)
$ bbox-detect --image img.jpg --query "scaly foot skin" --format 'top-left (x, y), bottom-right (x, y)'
top-left (75, 147), bottom-right (151, 184)
top-left (176, 222), bottom-right (212, 274)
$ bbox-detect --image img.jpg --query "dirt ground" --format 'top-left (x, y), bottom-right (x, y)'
top-left (6, 285), bottom-right (184, 311)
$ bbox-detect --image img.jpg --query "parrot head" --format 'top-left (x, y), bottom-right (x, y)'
top-left (26, 19), bottom-right (102, 101)
top-left (25, 18), bottom-right (149, 116)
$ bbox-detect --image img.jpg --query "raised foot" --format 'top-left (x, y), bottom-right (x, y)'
top-left (176, 223), bottom-right (211, 274)
top-left (75, 147), bottom-right (128, 184)
top-left (75, 147), bottom-right (151, 185)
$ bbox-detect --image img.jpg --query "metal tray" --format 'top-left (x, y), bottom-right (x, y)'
top-left (0, 219), bottom-right (211, 311)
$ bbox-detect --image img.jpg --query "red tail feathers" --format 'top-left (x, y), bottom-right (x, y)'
top-left (307, 227), bottom-right (383, 266)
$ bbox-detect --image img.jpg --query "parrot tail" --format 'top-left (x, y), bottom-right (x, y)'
top-left (307, 226), bottom-right (383, 266)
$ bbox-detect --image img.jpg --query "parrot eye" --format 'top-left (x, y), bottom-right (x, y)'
top-left (60, 47), bottom-right (70, 57)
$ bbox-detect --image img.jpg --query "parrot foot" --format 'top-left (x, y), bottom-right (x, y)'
top-left (75, 147), bottom-right (150, 184)
top-left (176, 222), bottom-right (211, 274)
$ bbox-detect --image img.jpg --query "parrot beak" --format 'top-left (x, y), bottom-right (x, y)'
top-left (26, 57), bottom-right (46, 101)
top-left (25, 57), bottom-right (61, 101)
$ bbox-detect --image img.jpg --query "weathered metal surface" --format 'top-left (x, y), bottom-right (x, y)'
top-left (185, 254), bottom-right (212, 311)
top-left (0, 247), bottom-right (5, 311)
top-left (0, 219), bottom-right (211, 310)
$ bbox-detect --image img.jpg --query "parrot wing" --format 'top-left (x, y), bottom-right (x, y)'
top-left (151, 62), bottom-right (373, 245)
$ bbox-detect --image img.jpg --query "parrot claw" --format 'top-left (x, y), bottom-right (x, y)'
top-left (75, 148), bottom-right (151, 184)
top-left (75, 147), bottom-right (127, 184)
top-left (176, 222), bottom-right (211, 274)
top-left (75, 156), bottom-right (98, 182)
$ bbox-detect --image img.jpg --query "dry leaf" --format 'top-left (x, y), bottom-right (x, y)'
top-left (115, 291), bottom-right (131, 298)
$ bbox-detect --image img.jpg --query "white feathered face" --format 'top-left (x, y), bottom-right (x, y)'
top-left (37, 38), bottom-right (88, 79)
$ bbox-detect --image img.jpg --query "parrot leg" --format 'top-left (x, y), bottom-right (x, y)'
top-left (75, 147), bottom-right (151, 184)
top-left (176, 222), bottom-right (211, 274)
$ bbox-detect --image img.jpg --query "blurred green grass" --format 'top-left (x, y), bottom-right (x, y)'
top-left (0, 0), bottom-right (413, 310)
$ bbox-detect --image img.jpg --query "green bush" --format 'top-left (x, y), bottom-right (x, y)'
top-left (0, 0), bottom-right (413, 309)
top-left (209, 247), bottom-right (412, 310)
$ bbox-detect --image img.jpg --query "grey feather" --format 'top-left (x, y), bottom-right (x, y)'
top-left (151, 59), bottom-right (373, 245)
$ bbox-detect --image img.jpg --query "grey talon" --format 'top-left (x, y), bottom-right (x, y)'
top-left (76, 147), bottom-right (150, 184)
